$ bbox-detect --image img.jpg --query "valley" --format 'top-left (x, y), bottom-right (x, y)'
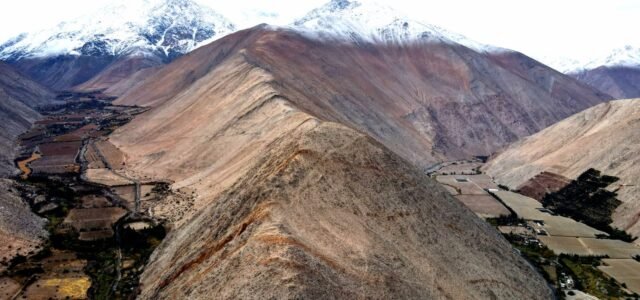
top-left (1, 91), bottom-right (173, 299)
top-left (432, 160), bottom-right (640, 298)
top-left (0, 0), bottom-right (638, 299)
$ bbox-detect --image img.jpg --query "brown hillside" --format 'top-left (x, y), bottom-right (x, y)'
top-left (115, 26), bottom-right (610, 167)
top-left (109, 27), bottom-right (557, 298)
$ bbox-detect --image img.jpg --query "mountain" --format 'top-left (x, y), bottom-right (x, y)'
top-left (105, 19), bottom-right (613, 295)
top-left (292, 0), bottom-right (500, 52)
top-left (573, 66), bottom-right (640, 99)
top-left (114, 24), bottom-right (610, 167)
top-left (552, 46), bottom-right (640, 99)
top-left (484, 99), bottom-right (640, 238)
top-left (0, 0), bottom-right (235, 90)
top-left (108, 26), bottom-right (552, 299)
top-left (0, 62), bottom-right (54, 175)
top-left (73, 53), bottom-right (164, 96)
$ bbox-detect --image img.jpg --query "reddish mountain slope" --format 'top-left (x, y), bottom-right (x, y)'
top-left (115, 26), bottom-right (610, 168)
top-left (104, 26), bottom-right (613, 298)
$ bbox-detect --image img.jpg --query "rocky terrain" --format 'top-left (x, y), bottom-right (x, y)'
top-left (0, 62), bottom-right (53, 175)
top-left (131, 100), bottom-right (552, 299)
top-left (0, 179), bottom-right (47, 273)
top-left (484, 99), bottom-right (640, 238)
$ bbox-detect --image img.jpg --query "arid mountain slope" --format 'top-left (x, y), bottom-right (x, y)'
top-left (484, 99), bottom-right (640, 236)
top-left (115, 26), bottom-right (610, 168)
top-left (0, 179), bottom-right (47, 272)
top-left (137, 121), bottom-right (551, 299)
top-left (572, 66), bottom-right (640, 99)
top-left (73, 55), bottom-right (163, 96)
top-left (110, 27), bottom-right (553, 298)
top-left (0, 62), bottom-right (52, 175)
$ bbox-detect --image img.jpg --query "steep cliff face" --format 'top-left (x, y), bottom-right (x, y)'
top-left (485, 99), bottom-right (640, 238)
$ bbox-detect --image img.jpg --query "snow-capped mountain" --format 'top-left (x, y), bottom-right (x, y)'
top-left (291, 0), bottom-right (503, 53)
top-left (0, 0), bottom-right (236, 61)
top-left (549, 45), bottom-right (640, 74)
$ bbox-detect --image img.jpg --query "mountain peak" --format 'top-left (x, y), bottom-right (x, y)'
top-left (549, 45), bottom-right (640, 73)
top-left (292, 0), bottom-right (503, 53)
top-left (0, 0), bottom-right (236, 61)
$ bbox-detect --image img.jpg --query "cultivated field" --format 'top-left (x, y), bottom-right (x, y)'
top-left (84, 142), bottom-right (106, 169)
top-left (493, 191), bottom-right (605, 237)
top-left (95, 140), bottom-right (125, 169)
top-left (84, 168), bottom-right (133, 186)
top-left (435, 174), bottom-right (508, 218)
top-left (436, 175), bottom-right (488, 195)
top-left (539, 237), bottom-right (640, 258)
top-left (599, 259), bottom-right (640, 294)
top-left (455, 195), bottom-right (510, 218)
top-left (516, 171), bottom-right (571, 201)
top-left (64, 207), bottom-right (127, 239)
top-left (0, 277), bottom-right (21, 300)
top-left (80, 195), bottom-right (111, 208)
top-left (111, 185), bottom-right (136, 209)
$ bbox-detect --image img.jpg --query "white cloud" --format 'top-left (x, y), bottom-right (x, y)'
top-left (0, 0), bottom-right (638, 66)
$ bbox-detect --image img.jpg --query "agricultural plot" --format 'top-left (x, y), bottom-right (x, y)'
top-left (80, 195), bottom-right (111, 208)
top-left (83, 142), bottom-right (106, 169)
top-left (21, 276), bottom-right (91, 300)
top-left (581, 239), bottom-right (640, 258)
top-left (95, 140), bottom-right (125, 169)
top-left (437, 162), bottom-right (483, 175)
top-left (436, 174), bottom-right (508, 218)
top-left (30, 141), bottom-right (83, 175)
top-left (0, 277), bottom-right (21, 300)
top-left (111, 185), bottom-right (137, 210)
top-left (84, 168), bottom-right (133, 186)
top-left (492, 191), bottom-right (546, 219)
top-left (79, 230), bottom-right (115, 241)
top-left (455, 195), bottom-right (510, 218)
top-left (516, 171), bottom-right (571, 202)
top-left (542, 216), bottom-right (606, 238)
top-left (493, 191), bottom-right (605, 237)
top-left (599, 259), bottom-right (640, 294)
top-left (539, 237), bottom-right (640, 258)
top-left (436, 175), bottom-right (487, 195)
top-left (63, 207), bottom-right (127, 238)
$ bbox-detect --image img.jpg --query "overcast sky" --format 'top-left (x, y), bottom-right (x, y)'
top-left (0, 0), bottom-right (638, 64)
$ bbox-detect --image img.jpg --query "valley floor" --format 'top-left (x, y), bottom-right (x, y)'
top-left (0, 92), bottom-right (175, 299)
top-left (432, 160), bottom-right (640, 298)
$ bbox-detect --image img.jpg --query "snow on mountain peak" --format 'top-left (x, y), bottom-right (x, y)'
top-left (0, 0), bottom-right (236, 60)
top-left (291, 0), bottom-right (503, 53)
top-left (548, 45), bottom-right (640, 73)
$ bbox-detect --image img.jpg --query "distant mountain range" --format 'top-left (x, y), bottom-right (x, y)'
top-left (0, 0), bottom-right (235, 60)
top-left (0, 0), bottom-right (235, 90)
top-left (549, 46), bottom-right (640, 99)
